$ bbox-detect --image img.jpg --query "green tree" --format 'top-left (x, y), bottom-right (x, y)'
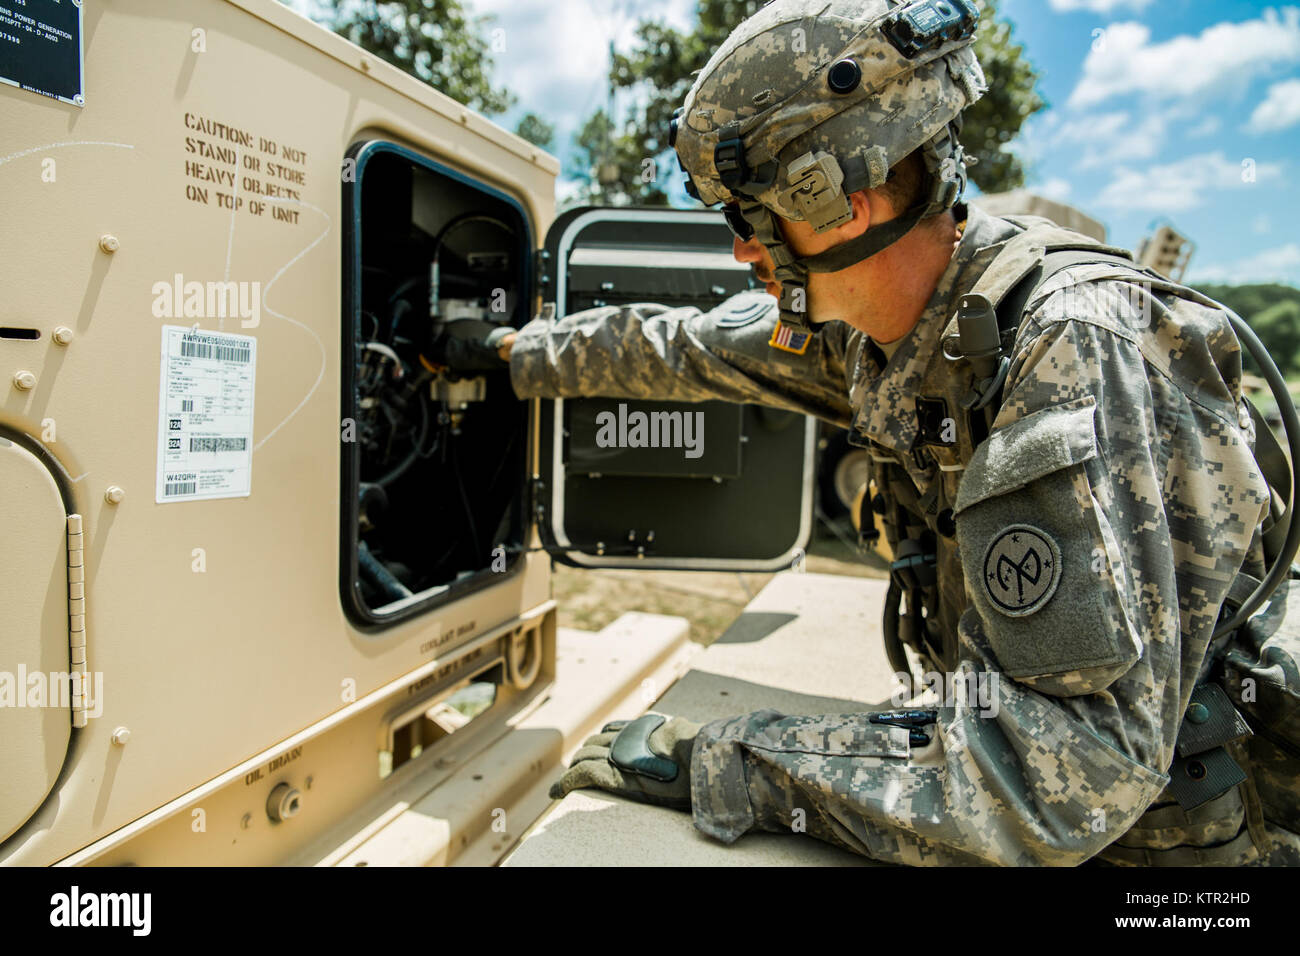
top-left (1192, 283), bottom-right (1300, 377)
top-left (1249, 300), bottom-right (1300, 375)
top-left (1195, 283), bottom-right (1300, 325)
top-left (574, 0), bottom-right (1043, 206)
top-left (294, 0), bottom-right (514, 115)
top-left (515, 113), bottom-right (555, 150)
top-left (567, 110), bottom-right (649, 206)
top-left (963, 3), bottom-right (1046, 192)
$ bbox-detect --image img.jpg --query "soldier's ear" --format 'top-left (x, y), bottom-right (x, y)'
top-left (836, 190), bottom-right (874, 240)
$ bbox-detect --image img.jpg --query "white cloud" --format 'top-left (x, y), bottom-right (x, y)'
top-left (1253, 243), bottom-right (1300, 277)
top-left (471, 0), bottom-right (696, 156)
top-left (1249, 78), bottom-right (1300, 132)
top-left (1037, 178), bottom-right (1073, 201)
top-left (465, 0), bottom-right (701, 198)
top-left (1188, 115), bottom-right (1221, 138)
top-left (1070, 9), bottom-right (1300, 109)
top-left (1189, 243), bottom-right (1300, 284)
top-left (1094, 151), bottom-right (1282, 211)
top-left (1048, 0), bottom-right (1153, 13)
top-left (1001, 110), bottom-right (1060, 167)
top-left (1255, 243), bottom-right (1300, 272)
top-left (1056, 111), bottom-right (1130, 142)
top-left (289, 0), bottom-right (698, 168)
top-left (1054, 110), bottom-right (1167, 168)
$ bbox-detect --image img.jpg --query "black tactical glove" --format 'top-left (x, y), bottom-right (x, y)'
top-left (428, 324), bottom-right (513, 372)
top-left (549, 713), bottom-right (702, 810)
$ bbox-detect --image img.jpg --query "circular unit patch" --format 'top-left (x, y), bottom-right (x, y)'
top-left (982, 524), bottom-right (1062, 617)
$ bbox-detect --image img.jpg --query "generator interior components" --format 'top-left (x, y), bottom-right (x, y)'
top-left (342, 143), bottom-right (530, 626)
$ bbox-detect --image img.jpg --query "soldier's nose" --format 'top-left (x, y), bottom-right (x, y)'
top-left (733, 235), bottom-right (764, 263)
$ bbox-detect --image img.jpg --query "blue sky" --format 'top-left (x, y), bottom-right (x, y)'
top-left (289, 1), bottom-right (1300, 286)
top-left (997, 0), bottom-right (1300, 286)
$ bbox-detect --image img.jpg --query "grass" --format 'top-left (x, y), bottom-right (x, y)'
top-left (553, 522), bottom-right (888, 647)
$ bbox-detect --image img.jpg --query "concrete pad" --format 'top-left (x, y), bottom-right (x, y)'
top-left (504, 572), bottom-right (899, 867)
top-left (662, 572), bottom-right (900, 714)
top-left (503, 791), bottom-right (869, 867)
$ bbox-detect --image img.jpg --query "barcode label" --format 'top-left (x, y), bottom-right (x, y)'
top-left (158, 326), bottom-right (256, 503)
top-left (189, 437), bottom-right (247, 453)
top-left (181, 338), bottom-right (251, 363)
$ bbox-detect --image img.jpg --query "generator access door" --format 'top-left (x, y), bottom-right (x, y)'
top-left (538, 207), bottom-right (816, 570)
top-left (0, 436), bottom-right (75, 843)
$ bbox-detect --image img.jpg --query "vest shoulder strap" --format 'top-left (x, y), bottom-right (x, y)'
top-left (994, 246), bottom-right (1149, 337)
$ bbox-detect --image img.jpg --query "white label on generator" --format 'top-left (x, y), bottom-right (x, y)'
top-left (156, 326), bottom-right (257, 503)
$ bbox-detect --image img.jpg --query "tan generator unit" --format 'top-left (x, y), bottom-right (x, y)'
top-left (0, 0), bottom-right (817, 865)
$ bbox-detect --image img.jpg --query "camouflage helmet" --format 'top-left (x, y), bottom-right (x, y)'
top-left (672, 0), bottom-right (987, 331)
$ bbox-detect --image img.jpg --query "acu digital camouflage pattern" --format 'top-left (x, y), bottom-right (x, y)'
top-left (509, 204), bottom-right (1300, 865)
top-left (674, 0), bottom-right (985, 215)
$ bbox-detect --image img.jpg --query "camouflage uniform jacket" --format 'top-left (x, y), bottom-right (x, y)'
top-left (510, 203), bottom-right (1299, 865)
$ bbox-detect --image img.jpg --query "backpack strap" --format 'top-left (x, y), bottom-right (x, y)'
top-left (955, 245), bottom-right (1143, 440)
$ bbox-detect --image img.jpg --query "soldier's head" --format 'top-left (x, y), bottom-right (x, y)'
top-left (672, 0), bottom-right (987, 333)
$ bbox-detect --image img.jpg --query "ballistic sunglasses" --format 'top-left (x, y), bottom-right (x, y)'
top-left (722, 203), bottom-right (755, 242)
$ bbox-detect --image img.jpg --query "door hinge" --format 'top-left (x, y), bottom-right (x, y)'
top-left (67, 513), bottom-right (89, 728)
top-left (535, 248), bottom-right (551, 290)
top-left (531, 478), bottom-right (546, 528)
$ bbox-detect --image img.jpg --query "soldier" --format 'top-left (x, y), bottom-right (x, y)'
top-left (462, 0), bottom-right (1300, 864)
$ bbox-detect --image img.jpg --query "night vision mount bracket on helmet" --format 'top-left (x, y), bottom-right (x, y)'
top-left (783, 151), bottom-right (853, 233)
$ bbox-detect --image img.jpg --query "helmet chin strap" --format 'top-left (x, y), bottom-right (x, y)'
top-left (742, 200), bottom-right (930, 334)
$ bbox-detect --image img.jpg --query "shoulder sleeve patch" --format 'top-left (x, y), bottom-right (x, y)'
top-left (982, 524), bottom-right (1062, 617)
top-left (768, 319), bottom-right (812, 354)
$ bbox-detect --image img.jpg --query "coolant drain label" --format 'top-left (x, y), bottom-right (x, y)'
top-left (156, 326), bottom-right (257, 503)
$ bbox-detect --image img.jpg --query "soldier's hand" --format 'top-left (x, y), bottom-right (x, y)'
top-left (428, 325), bottom-right (514, 371)
top-left (496, 332), bottom-right (516, 360)
top-left (549, 713), bottom-right (701, 810)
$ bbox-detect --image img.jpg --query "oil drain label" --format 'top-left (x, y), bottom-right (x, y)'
top-left (156, 326), bottom-right (257, 503)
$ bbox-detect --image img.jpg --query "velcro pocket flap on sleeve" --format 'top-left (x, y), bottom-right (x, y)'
top-left (954, 397), bottom-right (1100, 514)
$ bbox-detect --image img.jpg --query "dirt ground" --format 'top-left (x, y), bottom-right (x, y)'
top-left (553, 521), bottom-right (890, 647)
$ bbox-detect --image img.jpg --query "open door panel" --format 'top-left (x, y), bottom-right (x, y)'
top-left (538, 207), bottom-right (816, 570)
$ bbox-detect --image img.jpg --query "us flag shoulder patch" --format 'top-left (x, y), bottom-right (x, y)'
top-left (769, 320), bottom-right (811, 355)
